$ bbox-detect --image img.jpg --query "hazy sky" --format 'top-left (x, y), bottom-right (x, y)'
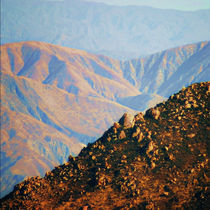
top-left (84, 0), bottom-right (210, 11)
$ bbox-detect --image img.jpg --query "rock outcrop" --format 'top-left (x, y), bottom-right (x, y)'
top-left (119, 113), bottom-right (135, 128)
top-left (145, 108), bottom-right (160, 120)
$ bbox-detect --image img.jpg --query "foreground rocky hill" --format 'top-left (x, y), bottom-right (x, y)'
top-left (1, 41), bottom-right (210, 198)
top-left (1, 82), bottom-right (209, 209)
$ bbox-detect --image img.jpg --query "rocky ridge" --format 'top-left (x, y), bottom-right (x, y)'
top-left (1, 82), bottom-right (209, 209)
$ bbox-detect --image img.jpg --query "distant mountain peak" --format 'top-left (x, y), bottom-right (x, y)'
top-left (2, 0), bottom-right (210, 59)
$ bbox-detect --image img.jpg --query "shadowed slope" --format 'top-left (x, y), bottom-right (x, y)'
top-left (118, 41), bottom-right (210, 110)
top-left (120, 41), bottom-right (210, 97)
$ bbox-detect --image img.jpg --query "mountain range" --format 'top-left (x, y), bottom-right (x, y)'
top-left (1, 40), bottom-right (210, 198)
top-left (2, 0), bottom-right (210, 59)
top-left (1, 81), bottom-right (209, 209)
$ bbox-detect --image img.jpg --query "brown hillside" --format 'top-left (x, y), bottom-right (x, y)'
top-left (1, 82), bottom-right (209, 209)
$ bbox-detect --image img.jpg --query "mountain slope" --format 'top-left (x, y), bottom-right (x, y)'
top-left (1, 82), bottom-right (209, 209)
top-left (1, 41), bottom-right (209, 198)
top-left (120, 41), bottom-right (210, 95)
top-left (2, 0), bottom-right (210, 59)
top-left (0, 41), bottom-right (138, 198)
top-left (118, 41), bottom-right (210, 109)
top-left (1, 41), bottom-right (140, 100)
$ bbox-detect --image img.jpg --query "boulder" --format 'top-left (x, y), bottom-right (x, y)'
top-left (132, 127), bottom-right (141, 138)
top-left (119, 113), bottom-right (135, 128)
top-left (113, 122), bottom-right (121, 129)
top-left (134, 112), bottom-right (144, 121)
top-left (138, 132), bottom-right (144, 142)
top-left (119, 130), bottom-right (126, 140)
top-left (112, 122), bottom-right (121, 133)
top-left (145, 108), bottom-right (160, 120)
top-left (185, 103), bottom-right (191, 109)
top-left (147, 141), bottom-right (154, 153)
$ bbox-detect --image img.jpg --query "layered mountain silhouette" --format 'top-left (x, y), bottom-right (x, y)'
top-left (1, 41), bottom-right (210, 197)
top-left (1, 82), bottom-right (209, 209)
top-left (119, 41), bottom-right (210, 110)
top-left (2, 0), bottom-right (210, 59)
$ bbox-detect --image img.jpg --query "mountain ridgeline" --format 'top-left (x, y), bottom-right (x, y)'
top-left (1, 82), bottom-right (209, 209)
top-left (2, 0), bottom-right (210, 59)
top-left (0, 41), bottom-right (210, 198)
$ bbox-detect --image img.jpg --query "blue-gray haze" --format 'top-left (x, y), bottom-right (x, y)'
top-left (2, 0), bottom-right (210, 59)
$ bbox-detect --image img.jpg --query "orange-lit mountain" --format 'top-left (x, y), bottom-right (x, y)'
top-left (1, 41), bottom-right (210, 197)
top-left (1, 82), bottom-right (209, 209)
top-left (0, 41), bottom-right (138, 197)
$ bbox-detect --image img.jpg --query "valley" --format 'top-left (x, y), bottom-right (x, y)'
top-left (0, 40), bottom-right (210, 198)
